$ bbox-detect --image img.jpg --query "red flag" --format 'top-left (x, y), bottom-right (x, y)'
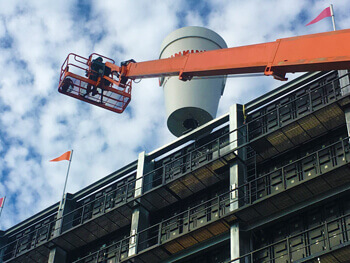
top-left (50, 151), bottom-right (71, 162)
top-left (306, 7), bottom-right (331, 26)
top-left (0, 197), bottom-right (5, 208)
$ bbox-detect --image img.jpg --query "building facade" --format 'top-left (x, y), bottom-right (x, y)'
top-left (1, 70), bottom-right (350, 262)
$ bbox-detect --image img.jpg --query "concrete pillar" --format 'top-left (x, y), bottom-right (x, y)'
top-left (339, 70), bottom-right (350, 137)
top-left (229, 104), bottom-right (246, 261)
top-left (128, 206), bottom-right (149, 256)
top-left (48, 246), bottom-right (67, 263)
top-left (48, 194), bottom-right (75, 263)
top-left (339, 70), bottom-right (350, 96)
top-left (134, 152), bottom-right (146, 198)
top-left (128, 152), bottom-right (152, 257)
top-left (0, 231), bottom-right (8, 262)
top-left (229, 104), bottom-right (246, 211)
top-left (52, 193), bottom-right (75, 237)
top-left (230, 222), bottom-right (240, 260)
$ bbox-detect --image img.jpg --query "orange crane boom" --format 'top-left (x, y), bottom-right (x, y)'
top-left (59, 29), bottom-right (350, 113)
top-left (116, 28), bottom-right (350, 81)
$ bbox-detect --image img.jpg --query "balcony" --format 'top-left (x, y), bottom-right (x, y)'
top-left (235, 136), bottom-right (350, 224)
top-left (0, 174), bottom-right (137, 263)
top-left (71, 188), bottom-right (236, 263)
top-left (0, 214), bottom-right (58, 263)
top-left (0, 128), bottom-right (241, 263)
top-left (246, 71), bottom-right (350, 161)
top-left (71, 135), bottom-right (350, 262)
top-left (231, 211), bottom-right (350, 263)
top-left (4, 132), bottom-right (349, 262)
top-left (138, 128), bottom-right (239, 213)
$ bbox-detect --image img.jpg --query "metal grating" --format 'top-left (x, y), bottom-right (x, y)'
top-left (168, 180), bottom-right (193, 199)
top-left (3, 245), bottom-right (51, 263)
top-left (266, 130), bottom-right (293, 152)
top-left (162, 221), bottom-right (230, 255)
top-left (253, 103), bottom-right (346, 161)
top-left (53, 205), bottom-right (133, 252)
top-left (141, 157), bottom-right (230, 212)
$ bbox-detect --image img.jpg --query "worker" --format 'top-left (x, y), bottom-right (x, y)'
top-left (61, 78), bottom-right (74, 93)
top-left (84, 57), bottom-right (111, 98)
top-left (84, 57), bottom-right (103, 97)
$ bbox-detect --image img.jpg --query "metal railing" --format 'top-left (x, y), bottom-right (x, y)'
top-left (72, 136), bottom-right (350, 263)
top-left (0, 215), bottom-right (57, 262)
top-left (141, 130), bottom-right (242, 193)
top-left (241, 136), bottom-right (350, 205)
top-left (230, 211), bottom-right (350, 263)
top-left (2, 133), bottom-right (349, 262)
top-left (72, 187), bottom-right (234, 263)
top-left (0, 178), bottom-right (137, 262)
top-left (246, 71), bottom-right (349, 141)
top-left (0, 126), bottom-right (244, 262)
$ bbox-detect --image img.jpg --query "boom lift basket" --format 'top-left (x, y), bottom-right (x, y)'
top-left (58, 53), bottom-right (132, 113)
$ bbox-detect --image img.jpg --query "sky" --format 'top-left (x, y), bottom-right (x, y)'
top-left (0, 0), bottom-right (350, 229)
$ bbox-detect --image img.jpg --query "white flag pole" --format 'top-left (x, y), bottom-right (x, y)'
top-left (330, 4), bottom-right (336, 31)
top-left (59, 150), bottom-right (73, 210)
top-left (331, 4), bottom-right (350, 133)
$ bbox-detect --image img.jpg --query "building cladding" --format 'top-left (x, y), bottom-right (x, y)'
top-left (1, 70), bottom-right (350, 263)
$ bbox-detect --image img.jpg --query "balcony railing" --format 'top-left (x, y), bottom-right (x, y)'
top-left (72, 188), bottom-right (233, 263)
top-left (2, 126), bottom-right (350, 262)
top-left (246, 71), bottom-right (347, 141)
top-left (242, 136), bottom-right (350, 205)
top-left (0, 218), bottom-right (57, 262)
top-left (230, 211), bottom-right (350, 263)
top-left (0, 177), bottom-right (136, 262)
top-left (0, 126), bottom-right (245, 262)
top-left (72, 136), bottom-right (350, 262)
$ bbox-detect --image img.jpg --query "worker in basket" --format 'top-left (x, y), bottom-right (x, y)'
top-left (61, 78), bottom-right (74, 93)
top-left (84, 57), bottom-right (111, 98)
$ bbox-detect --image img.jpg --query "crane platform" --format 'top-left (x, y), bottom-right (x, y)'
top-left (58, 53), bottom-right (132, 113)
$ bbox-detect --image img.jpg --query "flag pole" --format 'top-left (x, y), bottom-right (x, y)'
top-left (0, 196), bottom-right (6, 220)
top-left (330, 4), bottom-right (336, 31)
top-left (331, 4), bottom-right (349, 125)
top-left (60, 150), bottom-right (73, 210)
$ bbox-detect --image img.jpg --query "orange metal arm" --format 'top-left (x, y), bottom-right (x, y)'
top-left (58, 29), bottom-right (350, 114)
top-left (119, 29), bottom-right (350, 81)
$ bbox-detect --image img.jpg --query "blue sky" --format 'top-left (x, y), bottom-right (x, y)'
top-left (0, 0), bottom-right (350, 229)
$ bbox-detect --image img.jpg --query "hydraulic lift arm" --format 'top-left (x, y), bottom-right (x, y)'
top-left (59, 28), bottom-right (350, 113)
top-left (115, 28), bottom-right (350, 81)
